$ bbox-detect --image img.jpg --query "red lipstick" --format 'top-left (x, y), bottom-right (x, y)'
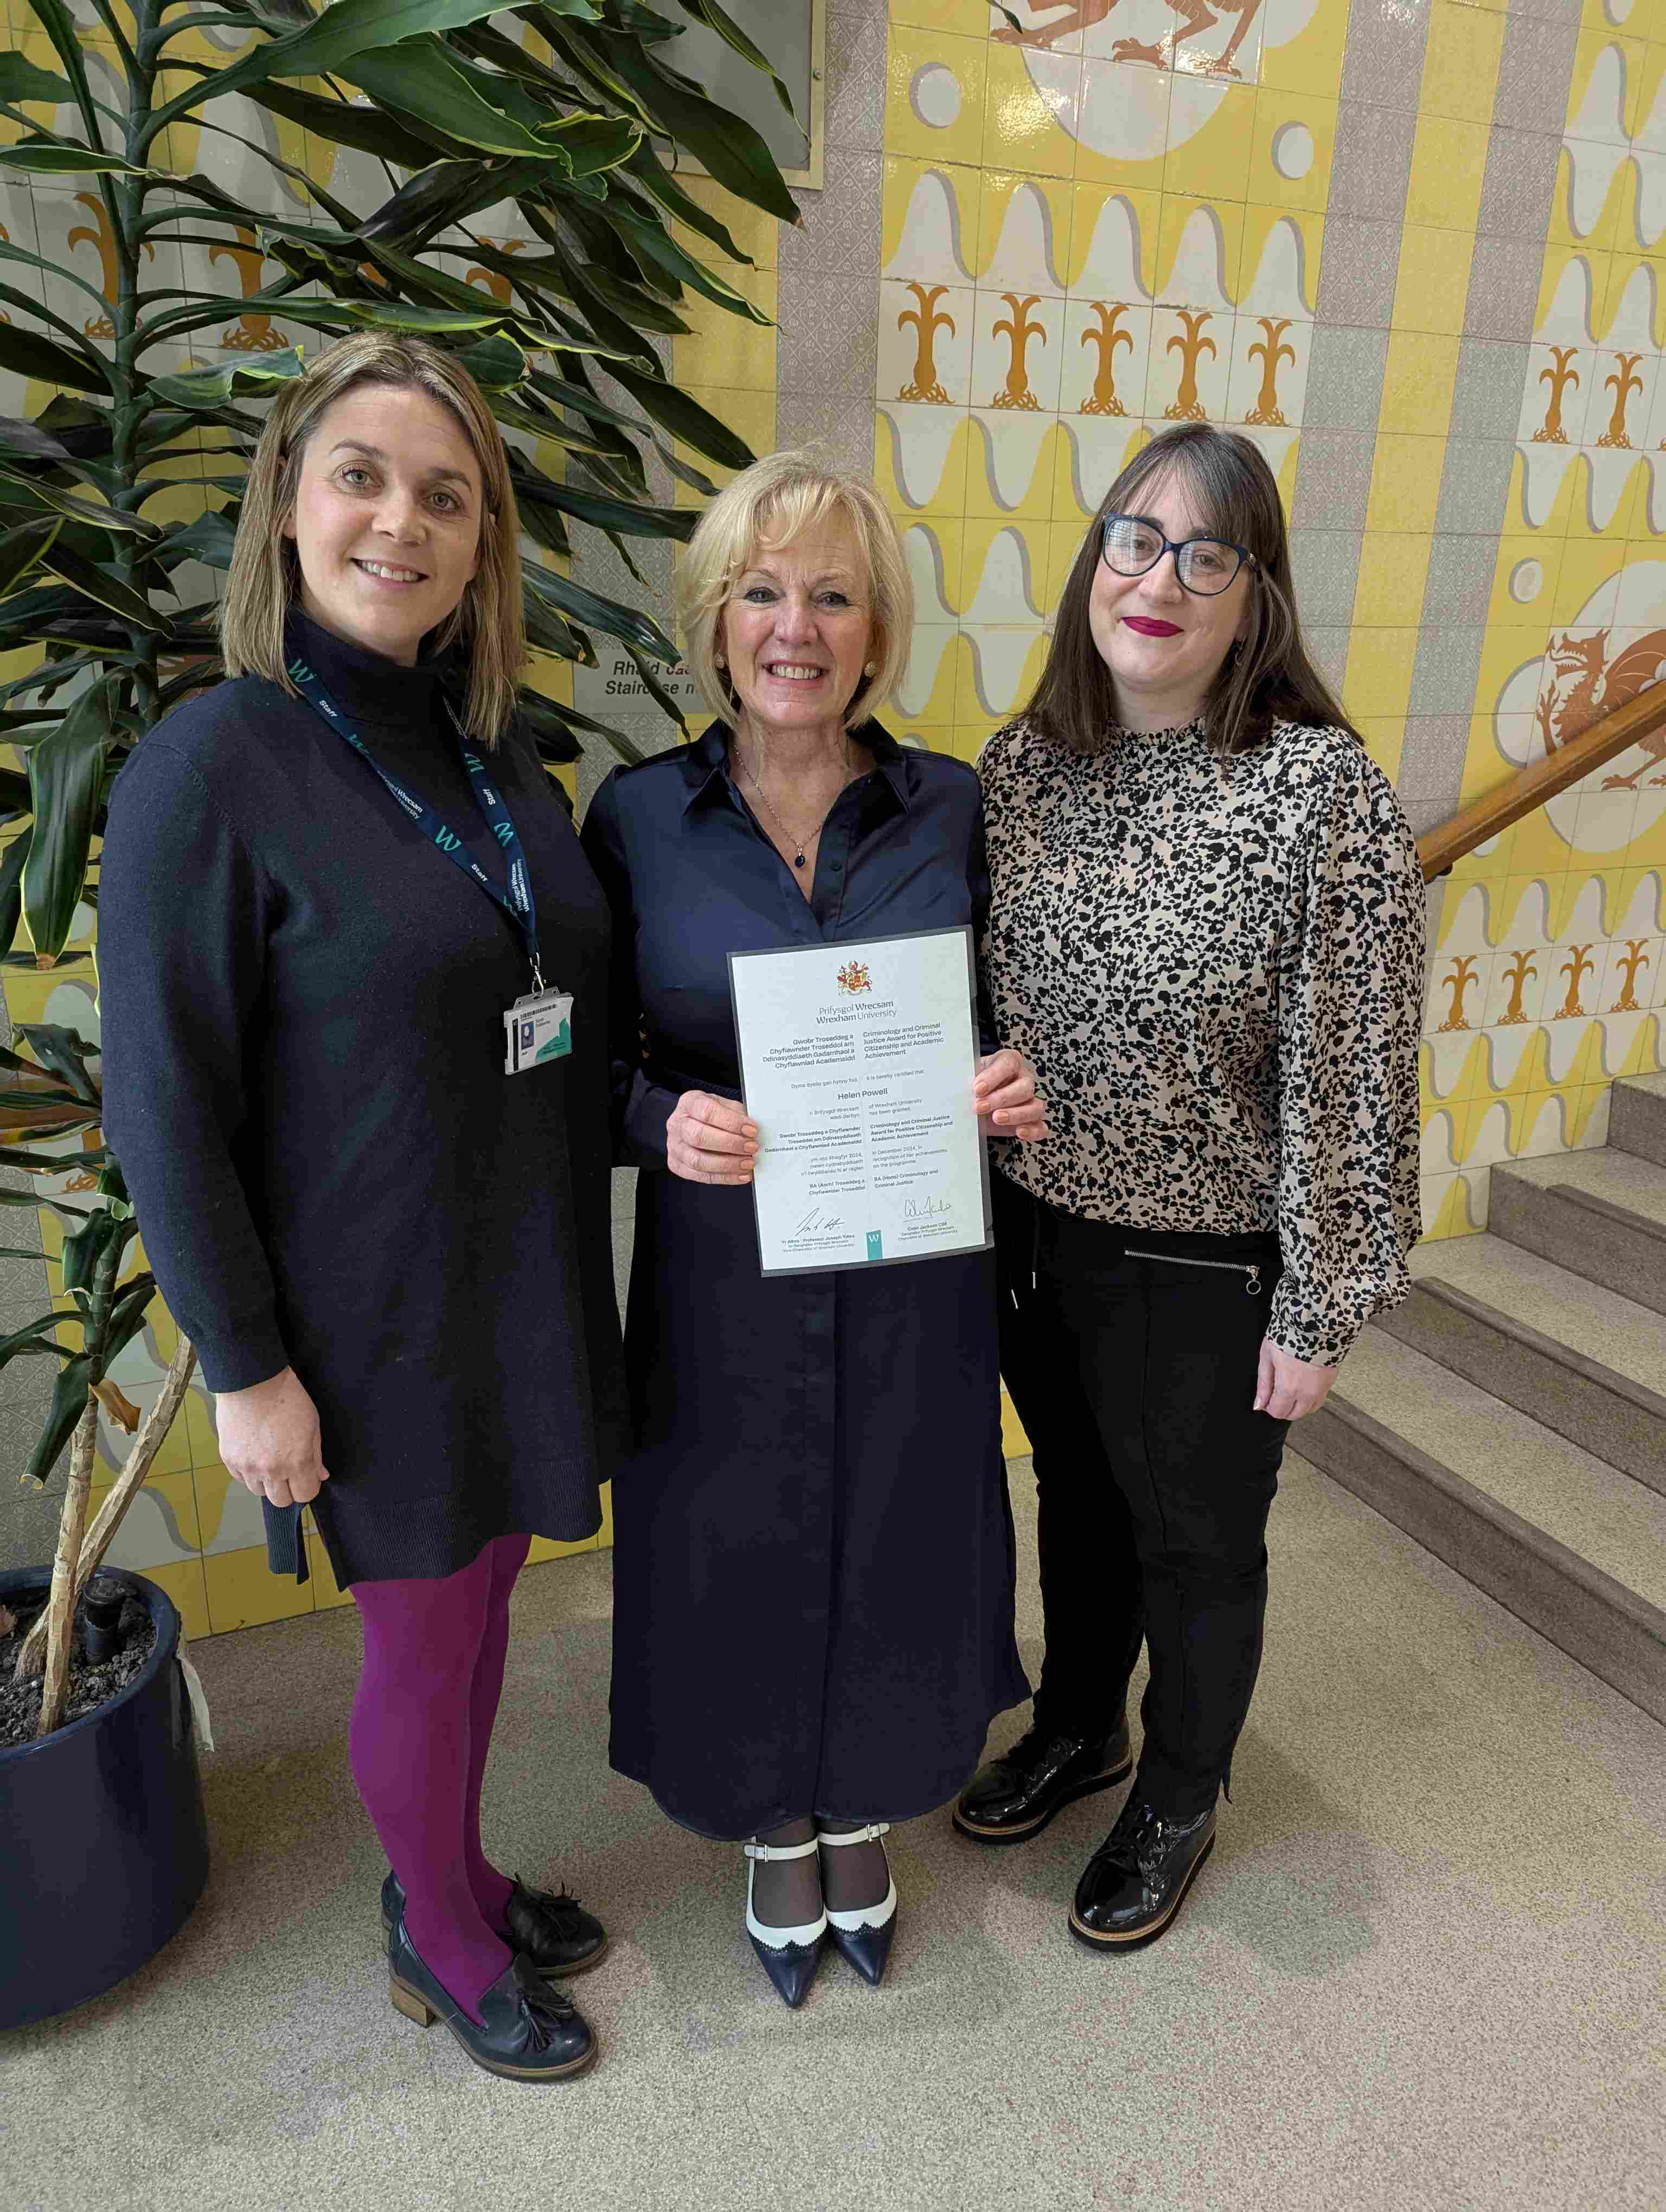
top-left (1122, 616), bottom-right (1182, 637)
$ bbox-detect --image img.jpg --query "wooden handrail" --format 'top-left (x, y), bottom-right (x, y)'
top-left (1416, 680), bottom-right (1666, 882)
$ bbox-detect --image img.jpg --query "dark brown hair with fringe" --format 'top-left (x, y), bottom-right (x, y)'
top-left (1023, 423), bottom-right (1359, 757)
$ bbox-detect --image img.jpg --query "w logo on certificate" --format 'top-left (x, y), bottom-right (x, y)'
top-left (727, 928), bottom-right (995, 1277)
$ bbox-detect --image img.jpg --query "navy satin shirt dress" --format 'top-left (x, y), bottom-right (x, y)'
top-left (581, 721), bottom-right (1029, 1840)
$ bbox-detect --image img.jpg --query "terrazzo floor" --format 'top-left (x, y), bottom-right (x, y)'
top-left (7, 1454), bottom-right (1664, 2212)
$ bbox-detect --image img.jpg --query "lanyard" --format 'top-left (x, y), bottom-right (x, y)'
top-left (286, 651), bottom-right (544, 992)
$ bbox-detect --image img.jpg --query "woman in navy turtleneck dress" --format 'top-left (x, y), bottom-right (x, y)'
top-left (100, 336), bottom-right (621, 2082)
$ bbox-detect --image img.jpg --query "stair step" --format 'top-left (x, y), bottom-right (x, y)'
top-left (1489, 1149), bottom-right (1666, 1315)
top-left (1611, 1071), bottom-right (1666, 1169)
top-left (1388, 1237), bottom-right (1666, 1496)
top-left (1301, 1333), bottom-right (1666, 1725)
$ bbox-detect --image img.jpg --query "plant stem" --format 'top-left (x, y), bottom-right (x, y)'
top-left (14, 1335), bottom-right (197, 1683)
top-left (29, 1226), bottom-right (123, 1728)
top-left (33, 1397), bottom-right (99, 1735)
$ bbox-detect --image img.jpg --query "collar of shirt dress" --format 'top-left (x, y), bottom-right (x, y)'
top-left (674, 719), bottom-right (918, 939)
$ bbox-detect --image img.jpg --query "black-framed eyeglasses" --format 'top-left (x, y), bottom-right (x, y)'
top-left (1099, 515), bottom-right (1255, 596)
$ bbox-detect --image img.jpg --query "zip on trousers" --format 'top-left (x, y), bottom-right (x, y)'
top-left (1121, 1247), bottom-right (1266, 1297)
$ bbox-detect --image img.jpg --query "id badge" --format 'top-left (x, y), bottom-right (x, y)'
top-left (503, 988), bottom-right (573, 1074)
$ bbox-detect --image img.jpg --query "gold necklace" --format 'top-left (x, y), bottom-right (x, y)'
top-left (737, 732), bottom-right (855, 871)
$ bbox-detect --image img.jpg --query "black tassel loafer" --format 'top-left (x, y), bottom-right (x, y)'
top-left (1068, 1797), bottom-right (1216, 1952)
top-left (381, 1870), bottom-right (608, 1976)
top-left (953, 1711), bottom-right (1133, 1844)
top-left (388, 1916), bottom-right (598, 2081)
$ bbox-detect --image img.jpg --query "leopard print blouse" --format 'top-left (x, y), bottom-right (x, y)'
top-left (978, 714), bottom-right (1425, 1367)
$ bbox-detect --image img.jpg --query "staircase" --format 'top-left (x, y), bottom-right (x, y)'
top-left (1300, 1071), bottom-right (1666, 1726)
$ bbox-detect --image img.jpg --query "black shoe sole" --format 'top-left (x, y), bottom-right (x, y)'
top-left (381, 1906), bottom-right (610, 1977)
top-left (1067, 1834), bottom-right (1214, 1953)
top-left (390, 1973), bottom-right (599, 2080)
top-left (951, 1754), bottom-right (1133, 1846)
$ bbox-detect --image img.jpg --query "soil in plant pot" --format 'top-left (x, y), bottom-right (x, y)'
top-left (0, 1593), bottom-right (156, 1748)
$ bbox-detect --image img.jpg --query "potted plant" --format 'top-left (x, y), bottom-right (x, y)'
top-left (0, 0), bottom-right (794, 2025)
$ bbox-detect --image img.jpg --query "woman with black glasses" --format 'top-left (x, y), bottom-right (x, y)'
top-left (955, 424), bottom-right (1424, 1951)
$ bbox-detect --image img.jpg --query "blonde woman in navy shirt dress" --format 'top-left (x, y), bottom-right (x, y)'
top-left (581, 452), bottom-right (1046, 2008)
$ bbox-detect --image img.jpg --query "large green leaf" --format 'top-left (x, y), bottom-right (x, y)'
top-left (0, 518), bottom-right (63, 599)
top-left (0, 829), bottom-right (31, 959)
top-left (22, 1354), bottom-right (92, 1487)
top-left (0, 416), bottom-right (75, 465)
top-left (157, 510), bottom-right (238, 571)
top-left (18, 1022), bottom-right (103, 1105)
top-left (511, 467), bottom-right (693, 544)
top-left (103, 1270), bottom-right (159, 1366)
top-left (23, 680), bottom-right (110, 967)
top-left (523, 558), bottom-right (679, 661)
top-left (580, 29), bottom-right (798, 222)
top-left (145, 348), bottom-right (307, 411)
top-left (0, 470), bottom-right (157, 540)
top-left (0, 139), bottom-right (147, 177)
top-left (0, 324), bottom-right (112, 397)
top-left (41, 544), bottom-right (162, 631)
top-left (268, 0), bottom-right (601, 84)
top-left (0, 55), bottom-right (75, 106)
top-left (61, 1204), bottom-right (126, 1305)
top-left (341, 42), bottom-right (578, 159)
top-left (24, 0), bottom-right (103, 152)
top-left (246, 77), bottom-right (469, 168)
top-left (623, 136), bottom-right (751, 262)
top-left (606, 357), bottom-right (754, 470)
top-left (669, 0), bottom-right (798, 124)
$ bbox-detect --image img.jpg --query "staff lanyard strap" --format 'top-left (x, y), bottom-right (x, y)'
top-left (286, 652), bottom-right (544, 992)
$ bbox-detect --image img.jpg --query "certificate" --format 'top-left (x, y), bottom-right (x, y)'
top-left (728, 926), bottom-right (992, 1276)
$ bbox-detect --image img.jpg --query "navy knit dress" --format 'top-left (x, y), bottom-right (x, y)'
top-left (99, 613), bottom-right (626, 1586)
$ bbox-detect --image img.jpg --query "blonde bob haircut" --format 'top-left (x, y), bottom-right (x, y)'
top-left (677, 450), bottom-right (913, 734)
top-left (220, 331), bottom-right (524, 748)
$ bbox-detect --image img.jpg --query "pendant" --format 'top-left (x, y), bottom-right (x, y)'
top-left (794, 851), bottom-right (806, 869)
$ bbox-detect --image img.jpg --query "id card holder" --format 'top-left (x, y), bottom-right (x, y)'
top-left (504, 988), bottom-right (573, 1074)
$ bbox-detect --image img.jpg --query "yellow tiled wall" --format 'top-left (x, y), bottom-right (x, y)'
top-left (872, 0), bottom-right (1663, 1261)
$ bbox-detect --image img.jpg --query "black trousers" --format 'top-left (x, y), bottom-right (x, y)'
top-left (994, 1174), bottom-right (1291, 1820)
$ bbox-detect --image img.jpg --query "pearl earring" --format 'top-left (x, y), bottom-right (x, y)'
top-left (863, 660), bottom-right (876, 677)
top-left (715, 653), bottom-right (727, 670)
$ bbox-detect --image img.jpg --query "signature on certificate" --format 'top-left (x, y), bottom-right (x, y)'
top-left (904, 1196), bottom-right (953, 1220)
top-left (794, 1206), bottom-right (846, 1234)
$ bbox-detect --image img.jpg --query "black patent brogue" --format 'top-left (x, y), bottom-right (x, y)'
top-left (381, 1869), bottom-right (608, 1977)
top-left (1068, 1797), bottom-right (1216, 1951)
top-left (953, 1712), bottom-right (1133, 1844)
top-left (388, 1918), bottom-right (598, 2080)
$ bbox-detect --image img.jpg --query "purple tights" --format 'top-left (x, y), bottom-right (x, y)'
top-left (349, 1531), bottom-right (531, 2023)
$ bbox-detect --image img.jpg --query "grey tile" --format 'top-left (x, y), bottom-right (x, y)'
top-left (821, 9), bottom-right (886, 153)
top-left (1305, 626), bottom-right (1353, 696)
top-left (1396, 716), bottom-right (1472, 836)
top-left (784, 149), bottom-right (883, 277)
top-left (1450, 338), bottom-right (1532, 440)
top-left (1407, 628), bottom-right (1488, 719)
top-left (826, 0), bottom-right (886, 22)
top-left (1302, 325), bottom-right (1390, 430)
top-left (1327, 100), bottom-right (1417, 222)
top-left (1464, 235), bottom-right (1544, 342)
top-left (1495, 0), bottom-right (1581, 21)
top-left (773, 391), bottom-right (879, 479)
top-left (1421, 533), bottom-right (1500, 626)
top-left (1313, 217), bottom-right (1402, 330)
top-left (1291, 429), bottom-right (1376, 530)
top-left (1436, 439), bottom-right (1517, 534)
top-left (1492, 14), bottom-right (1581, 137)
top-left (1288, 530), bottom-right (1364, 628)
top-left (1477, 127), bottom-right (1564, 242)
top-left (776, 267), bottom-right (880, 400)
top-left (1338, 0), bottom-right (1433, 111)
top-left (0, 1418), bottom-right (61, 1572)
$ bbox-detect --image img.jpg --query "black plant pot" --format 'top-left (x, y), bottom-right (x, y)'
top-left (1, 1565), bottom-right (209, 2029)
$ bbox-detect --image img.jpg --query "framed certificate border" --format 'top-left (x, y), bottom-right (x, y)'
top-left (728, 924), bottom-right (995, 1278)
